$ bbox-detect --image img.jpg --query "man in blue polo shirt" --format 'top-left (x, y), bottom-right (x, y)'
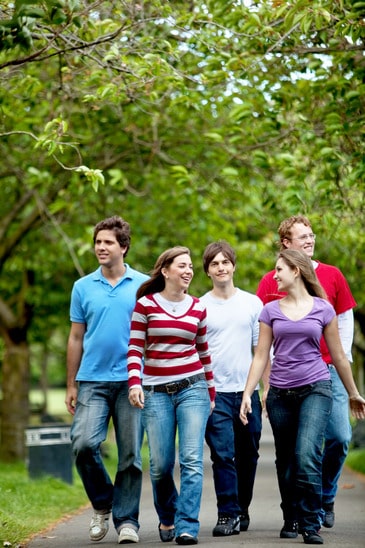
top-left (65, 215), bottom-right (148, 545)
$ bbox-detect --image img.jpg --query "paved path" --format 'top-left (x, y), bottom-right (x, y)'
top-left (27, 417), bottom-right (365, 547)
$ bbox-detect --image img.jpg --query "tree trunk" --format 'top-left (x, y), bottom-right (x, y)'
top-left (0, 333), bottom-right (30, 461)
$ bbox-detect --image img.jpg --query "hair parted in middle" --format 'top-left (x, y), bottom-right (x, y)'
top-left (136, 246), bottom-right (191, 300)
top-left (277, 249), bottom-right (327, 299)
top-left (202, 240), bottom-right (236, 273)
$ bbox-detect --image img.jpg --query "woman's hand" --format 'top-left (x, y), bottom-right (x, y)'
top-left (128, 387), bottom-right (144, 409)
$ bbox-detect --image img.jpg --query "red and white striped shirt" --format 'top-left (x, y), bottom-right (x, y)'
top-left (127, 294), bottom-right (215, 400)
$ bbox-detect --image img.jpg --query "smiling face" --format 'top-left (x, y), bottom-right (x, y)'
top-left (273, 257), bottom-right (297, 292)
top-left (94, 229), bottom-right (127, 268)
top-left (162, 253), bottom-right (194, 291)
top-left (207, 251), bottom-right (235, 287)
top-left (282, 222), bottom-right (316, 258)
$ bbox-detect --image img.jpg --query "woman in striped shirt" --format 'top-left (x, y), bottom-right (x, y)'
top-left (128, 246), bottom-right (215, 546)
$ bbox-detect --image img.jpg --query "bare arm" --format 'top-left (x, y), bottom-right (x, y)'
top-left (260, 357), bottom-right (271, 416)
top-left (65, 322), bottom-right (85, 415)
top-left (241, 322), bottom-right (273, 424)
top-left (324, 317), bottom-right (365, 420)
top-left (251, 343), bottom-right (270, 415)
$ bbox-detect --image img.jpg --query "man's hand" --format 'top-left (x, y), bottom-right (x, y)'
top-left (349, 394), bottom-right (365, 420)
top-left (65, 385), bottom-right (78, 415)
top-left (240, 394), bottom-right (252, 425)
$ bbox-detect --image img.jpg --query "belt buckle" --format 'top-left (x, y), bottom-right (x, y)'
top-left (166, 382), bottom-right (178, 394)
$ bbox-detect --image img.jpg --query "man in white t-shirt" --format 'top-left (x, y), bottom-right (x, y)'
top-left (200, 241), bottom-right (263, 537)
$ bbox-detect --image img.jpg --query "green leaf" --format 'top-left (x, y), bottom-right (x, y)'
top-left (228, 104), bottom-right (253, 122)
top-left (221, 167), bottom-right (239, 177)
top-left (204, 132), bottom-right (224, 142)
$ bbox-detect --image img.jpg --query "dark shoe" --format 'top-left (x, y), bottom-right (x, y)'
top-left (280, 520), bottom-right (298, 538)
top-left (239, 512), bottom-right (250, 531)
top-left (303, 531), bottom-right (324, 544)
top-left (212, 516), bottom-right (240, 537)
top-left (159, 524), bottom-right (175, 542)
top-left (175, 534), bottom-right (198, 545)
top-left (322, 502), bottom-right (335, 528)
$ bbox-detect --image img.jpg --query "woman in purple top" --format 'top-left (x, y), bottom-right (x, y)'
top-left (240, 250), bottom-right (365, 546)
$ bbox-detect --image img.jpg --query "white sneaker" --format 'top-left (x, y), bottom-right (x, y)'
top-left (118, 526), bottom-right (139, 544)
top-left (89, 511), bottom-right (110, 541)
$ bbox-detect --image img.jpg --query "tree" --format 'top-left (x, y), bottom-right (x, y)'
top-left (1, 0), bottom-right (364, 460)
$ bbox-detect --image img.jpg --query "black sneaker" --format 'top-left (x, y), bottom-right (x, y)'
top-left (212, 516), bottom-right (240, 537)
top-left (322, 502), bottom-right (335, 528)
top-left (303, 531), bottom-right (324, 544)
top-left (175, 534), bottom-right (198, 545)
top-left (239, 512), bottom-right (250, 531)
top-left (280, 520), bottom-right (298, 538)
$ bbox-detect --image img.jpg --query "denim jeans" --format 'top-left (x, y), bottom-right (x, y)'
top-left (142, 380), bottom-right (210, 538)
top-left (266, 381), bottom-right (332, 533)
top-left (322, 366), bottom-right (352, 507)
top-left (70, 381), bottom-right (143, 531)
top-left (205, 390), bottom-right (262, 517)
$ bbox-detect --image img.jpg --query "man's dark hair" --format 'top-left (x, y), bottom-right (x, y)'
top-left (203, 241), bottom-right (236, 273)
top-left (93, 215), bottom-right (131, 257)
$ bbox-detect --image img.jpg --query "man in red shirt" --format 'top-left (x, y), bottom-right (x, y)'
top-left (257, 215), bottom-right (356, 538)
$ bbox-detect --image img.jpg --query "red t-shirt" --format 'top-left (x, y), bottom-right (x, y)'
top-left (256, 261), bottom-right (357, 364)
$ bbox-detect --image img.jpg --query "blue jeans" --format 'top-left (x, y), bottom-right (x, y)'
top-left (322, 366), bottom-right (352, 506)
top-left (266, 381), bottom-right (332, 533)
top-left (70, 381), bottom-right (143, 531)
top-left (142, 380), bottom-right (210, 538)
top-left (205, 390), bottom-right (262, 517)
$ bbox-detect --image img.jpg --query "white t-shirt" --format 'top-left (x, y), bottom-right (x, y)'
top-left (200, 288), bottom-right (263, 392)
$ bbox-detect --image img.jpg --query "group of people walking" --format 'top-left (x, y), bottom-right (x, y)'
top-left (65, 214), bottom-right (365, 546)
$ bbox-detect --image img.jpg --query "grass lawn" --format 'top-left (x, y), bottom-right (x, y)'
top-left (1, 389), bottom-right (150, 547)
top-left (0, 436), bottom-right (150, 547)
top-left (0, 460), bottom-right (89, 547)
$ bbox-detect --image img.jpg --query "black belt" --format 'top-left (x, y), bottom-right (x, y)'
top-left (270, 383), bottom-right (314, 397)
top-left (144, 373), bottom-right (206, 395)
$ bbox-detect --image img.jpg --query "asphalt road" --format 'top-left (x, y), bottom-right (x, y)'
top-left (26, 417), bottom-right (365, 547)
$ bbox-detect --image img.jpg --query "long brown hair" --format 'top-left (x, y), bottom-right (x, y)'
top-left (278, 249), bottom-right (327, 299)
top-left (137, 246), bottom-right (191, 299)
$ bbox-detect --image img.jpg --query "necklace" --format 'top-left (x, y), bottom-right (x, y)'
top-left (166, 299), bottom-right (184, 313)
top-left (156, 293), bottom-right (190, 315)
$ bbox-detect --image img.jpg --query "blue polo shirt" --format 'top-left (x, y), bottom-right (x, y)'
top-left (70, 264), bottom-right (148, 382)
